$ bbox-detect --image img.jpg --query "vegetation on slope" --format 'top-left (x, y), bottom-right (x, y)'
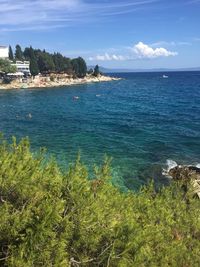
top-left (0, 137), bottom-right (200, 266)
top-left (9, 45), bottom-right (88, 78)
top-left (0, 59), bottom-right (17, 74)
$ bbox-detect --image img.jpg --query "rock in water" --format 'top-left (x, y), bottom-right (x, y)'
top-left (169, 166), bottom-right (200, 180)
top-left (168, 165), bottom-right (200, 198)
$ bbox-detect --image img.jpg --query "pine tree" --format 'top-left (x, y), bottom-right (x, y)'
top-left (8, 45), bottom-right (14, 61)
top-left (29, 47), bottom-right (39, 76)
top-left (0, 136), bottom-right (200, 266)
top-left (15, 44), bottom-right (24, 61)
top-left (14, 45), bottom-right (87, 76)
top-left (38, 52), bottom-right (55, 73)
top-left (93, 64), bottom-right (100, 77)
top-left (23, 47), bottom-right (31, 60)
top-left (71, 57), bottom-right (87, 78)
top-left (77, 57), bottom-right (87, 77)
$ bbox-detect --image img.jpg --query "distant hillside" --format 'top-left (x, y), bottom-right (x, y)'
top-left (88, 66), bottom-right (200, 73)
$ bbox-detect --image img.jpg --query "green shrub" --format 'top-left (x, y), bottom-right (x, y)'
top-left (0, 59), bottom-right (17, 74)
top-left (50, 76), bottom-right (55, 82)
top-left (0, 137), bottom-right (199, 266)
top-left (2, 77), bottom-right (12, 84)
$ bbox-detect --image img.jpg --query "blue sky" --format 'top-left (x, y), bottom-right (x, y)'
top-left (0, 0), bottom-right (200, 69)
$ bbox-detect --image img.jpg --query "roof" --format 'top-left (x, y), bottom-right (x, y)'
top-left (7, 72), bottom-right (24, 76)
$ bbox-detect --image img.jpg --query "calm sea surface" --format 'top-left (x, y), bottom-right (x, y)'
top-left (0, 72), bottom-right (200, 189)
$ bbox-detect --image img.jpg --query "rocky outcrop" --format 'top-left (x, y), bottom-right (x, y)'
top-left (168, 165), bottom-right (200, 198)
top-left (169, 166), bottom-right (200, 181)
top-left (0, 75), bottom-right (122, 90)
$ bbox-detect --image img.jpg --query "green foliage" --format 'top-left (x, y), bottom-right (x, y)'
top-left (0, 59), bottom-right (17, 74)
top-left (93, 65), bottom-right (100, 77)
top-left (88, 68), bottom-right (94, 75)
top-left (12, 44), bottom-right (88, 77)
top-left (23, 47), bottom-right (39, 76)
top-left (23, 47), bottom-right (32, 60)
top-left (50, 76), bottom-right (55, 82)
top-left (71, 57), bottom-right (87, 78)
top-left (0, 137), bottom-right (200, 266)
top-left (2, 77), bottom-right (12, 84)
top-left (9, 46), bottom-right (14, 61)
top-left (38, 52), bottom-right (55, 73)
top-left (15, 45), bottom-right (24, 61)
top-left (52, 53), bottom-right (72, 73)
top-left (29, 48), bottom-right (39, 76)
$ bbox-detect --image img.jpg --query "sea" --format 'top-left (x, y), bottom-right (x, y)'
top-left (0, 71), bottom-right (200, 189)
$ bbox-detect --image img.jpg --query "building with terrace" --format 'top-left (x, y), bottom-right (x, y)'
top-left (12, 61), bottom-right (31, 76)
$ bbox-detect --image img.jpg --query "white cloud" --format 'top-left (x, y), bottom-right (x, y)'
top-left (133, 42), bottom-right (178, 58)
top-left (89, 53), bottom-right (126, 61)
top-left (150, 41), bottom-right (176, 47)
top-left (151, 41), bottom-right (191, 47)
top-left (0, 0), bottom-right (158, 32)
top-left (88, 41), bottom-right (178, 62)
top-left (0, 0), bottom-right (83, 28)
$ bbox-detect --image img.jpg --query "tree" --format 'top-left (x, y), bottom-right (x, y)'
top-left (71, 58), bottom-right (79, 77)
top-left (9, 45), bottom-right (14, 61)
top-left (77, 57), bottom-right (87, 77)
top-left (71, 57), bottom-right (87, 78)
top-left (53, 53), bottom-right (65, 73)
top-left (15, 44), bottom-right (24, 61)
top-left (93, 64), bottom-right (100, 77)
top-left (23, 47), bottom-right (31, 60)
top-left (10, 44), bottom-right (88, 76)
top-left (63, 57), bottom-right (73, 74)
top-left (88, 68), bottom-right (94, 75)
top-left (0, 136), bottom-right (200, 266)
top-left (29, 47), bottom-right (39, 76)
top-left (38, 52), bottom-right (55, 73)
top-left (0, 58), bottom-right (17, 74)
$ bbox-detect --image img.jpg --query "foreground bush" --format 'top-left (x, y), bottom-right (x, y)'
top-left (0, 137), bottom-right (200, 267)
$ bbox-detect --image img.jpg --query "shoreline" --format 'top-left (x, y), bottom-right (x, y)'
top-left (0, 75), bottom-right (122, 90)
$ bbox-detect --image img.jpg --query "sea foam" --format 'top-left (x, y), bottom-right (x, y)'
top-left (162, 159), bottom-right (178, 177)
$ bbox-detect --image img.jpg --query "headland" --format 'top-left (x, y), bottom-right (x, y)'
top-left (0, 73), bottom-right (121, 90)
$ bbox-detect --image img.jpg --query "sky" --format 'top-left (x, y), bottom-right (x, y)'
top-left (0, 0), bottom-right (200, 69)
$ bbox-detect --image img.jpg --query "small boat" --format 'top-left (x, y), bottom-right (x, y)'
top-left (73, 96), bottom-right (79, 100)
top-left (162, 75), bottom-right (168, 78)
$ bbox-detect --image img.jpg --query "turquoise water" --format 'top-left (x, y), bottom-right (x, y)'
top-left (0, 72), bottom-right (200, 189)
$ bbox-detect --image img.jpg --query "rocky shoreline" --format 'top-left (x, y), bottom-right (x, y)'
top-left (0, 74), bottom-right (121, 90)
top-left (166, 162), bottom-right (200, 198)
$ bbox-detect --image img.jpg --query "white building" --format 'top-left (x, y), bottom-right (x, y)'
top-left (0, 45), bottom-right (31, 75)
top-left (12, 61), bottom-right (31, 75)
top-left (0, 46), bottom-right (9, 59)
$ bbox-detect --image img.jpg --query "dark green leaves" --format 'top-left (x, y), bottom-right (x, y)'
top-left (0, 137), bottom-right (199, 266)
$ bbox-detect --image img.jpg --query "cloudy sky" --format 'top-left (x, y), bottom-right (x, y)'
top-left (0, 0), bottom-right (200, 69)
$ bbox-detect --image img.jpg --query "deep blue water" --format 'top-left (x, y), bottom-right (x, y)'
top-left (0, 72), bottom-right (200, 189)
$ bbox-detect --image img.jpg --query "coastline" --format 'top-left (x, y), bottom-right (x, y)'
top-left (0, 75), bottom-right (121, 90)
